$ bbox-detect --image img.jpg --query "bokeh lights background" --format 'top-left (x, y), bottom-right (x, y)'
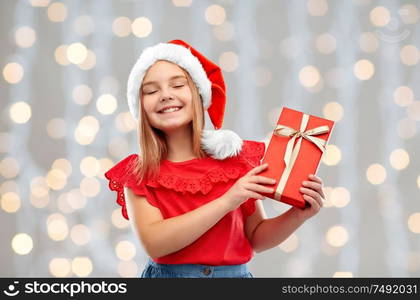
top-left (0, 0), bottom-right (419, 277)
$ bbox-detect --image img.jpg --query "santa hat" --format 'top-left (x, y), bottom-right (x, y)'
top-left (126, 39), bottom-right (243, 160)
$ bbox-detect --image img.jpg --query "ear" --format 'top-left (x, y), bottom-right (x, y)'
top-left (201, 129), bottom-right (243, 160)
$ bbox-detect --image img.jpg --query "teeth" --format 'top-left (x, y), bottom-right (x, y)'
top-left (161, 107), bottom-right (180, 113)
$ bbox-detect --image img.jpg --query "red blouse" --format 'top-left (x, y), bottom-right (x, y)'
top-left (105, 140), bottom-right (265, 266)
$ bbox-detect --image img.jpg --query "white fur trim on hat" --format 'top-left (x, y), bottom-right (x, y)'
top-left (127, 43), bottom-right (212, 120)
top-left (201, 129), bottom-right (243, 160)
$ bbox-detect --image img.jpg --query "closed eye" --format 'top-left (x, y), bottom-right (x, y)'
top-left (144, 84), bottom-right (184, 94)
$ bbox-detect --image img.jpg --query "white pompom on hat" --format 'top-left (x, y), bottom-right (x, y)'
top-left (127, 39), bottom-right (243, 160)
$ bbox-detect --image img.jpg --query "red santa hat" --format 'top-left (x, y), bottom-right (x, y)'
top-left (126, 39), bottom-right (243, 160)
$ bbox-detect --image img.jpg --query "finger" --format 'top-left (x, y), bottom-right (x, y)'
top-left (247, 163), bottom-right (269, 176)
top-left (247, 191), bottom-right (265, 200)
top-left (249, 175), bottom-right (276, 185)
top-left (245, 183), bottom-right (275, 194)
top-left (303, 194), bottom-right (320, 211)
top-left (300, 187), bottom-right (323, 207)
top-left (302, 181), bottom-right (325, 198)
top-left (308, 174), bottom-right (323, 184)
top-left (319, 187), bottom-right (326, 200)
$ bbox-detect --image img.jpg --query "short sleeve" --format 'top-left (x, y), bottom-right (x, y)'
top-left (104, 154), bottom-right (158, 220)
top-left (239, 140), bottom-right (266, 218)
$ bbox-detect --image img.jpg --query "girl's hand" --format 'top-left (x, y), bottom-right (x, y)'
top-left (292, 174), bottom-right (325, 221)
top-left (222, 163), bottom-right (276, 211)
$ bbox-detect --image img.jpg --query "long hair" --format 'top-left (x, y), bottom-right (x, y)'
top-left (130, 62), bottom-right (207, 184)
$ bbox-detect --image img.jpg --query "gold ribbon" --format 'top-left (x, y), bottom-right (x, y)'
top-left (273, 114), bottom-right (329, 200)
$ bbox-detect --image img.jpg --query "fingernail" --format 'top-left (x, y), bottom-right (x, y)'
top-left (272, 179), bottom-right (276, 183)
top-left (299, 187), bottom-right (304, 191)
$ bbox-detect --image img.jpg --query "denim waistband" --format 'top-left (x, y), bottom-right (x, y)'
top-left (146, 258), bottom-right (250, 277)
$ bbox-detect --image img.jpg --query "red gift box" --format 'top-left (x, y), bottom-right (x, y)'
top-left (259, 107), bottom-right (335, 208)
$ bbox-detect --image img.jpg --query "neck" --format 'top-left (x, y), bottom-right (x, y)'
top-left (164, 125), bottom-right (197, 162)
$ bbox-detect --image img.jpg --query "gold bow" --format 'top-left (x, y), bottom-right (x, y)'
top-left (272, 113), bottom-right (329, 199)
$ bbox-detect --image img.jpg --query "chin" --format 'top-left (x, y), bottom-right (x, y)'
top-left (153, 119), bottom-right (192, 132)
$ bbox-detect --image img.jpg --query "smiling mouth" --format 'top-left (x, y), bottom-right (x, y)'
top-left (158, 106), bottom-right (183, 114)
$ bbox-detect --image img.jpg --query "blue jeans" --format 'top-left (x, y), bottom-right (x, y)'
top-left (141, 258), bottom-right (254, 278)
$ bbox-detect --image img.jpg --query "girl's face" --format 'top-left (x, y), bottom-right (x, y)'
top-left (141, 60), bottom-right (194, 132)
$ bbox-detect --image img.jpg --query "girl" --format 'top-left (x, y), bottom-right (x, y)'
top-left (105, 40), bottom-right (325, 278)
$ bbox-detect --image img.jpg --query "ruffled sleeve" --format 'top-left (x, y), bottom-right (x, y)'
top-left (104, 154), bottom-right (157, 220)
top-left (239, 140), bottom-right (266, 217)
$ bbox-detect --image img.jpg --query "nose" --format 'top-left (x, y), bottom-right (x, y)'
top-left (159, 87), bottom-right (173, 102)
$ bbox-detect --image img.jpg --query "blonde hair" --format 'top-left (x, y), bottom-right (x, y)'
top-left (130, 62), bottom-right (207, 184)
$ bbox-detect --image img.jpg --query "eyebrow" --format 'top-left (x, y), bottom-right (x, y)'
top-left (142, 75), bottom-right (187, 87)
